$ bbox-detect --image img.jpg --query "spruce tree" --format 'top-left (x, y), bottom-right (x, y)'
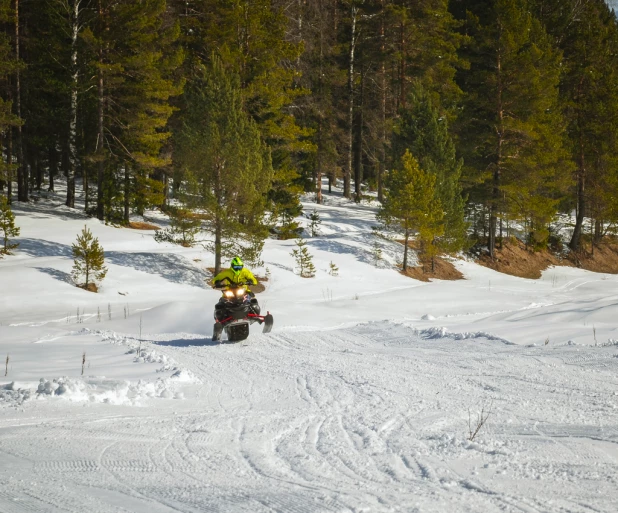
top-left (0, 196), bottom-right (19, 255)
top-left (175, 56), bottom-right (273, 274)
top-left (291, 237), bottom-right (316, 278)
top-left (71, 225), bottom-right (107, 290)
top-left (378, 150), bottom-right (443, 271)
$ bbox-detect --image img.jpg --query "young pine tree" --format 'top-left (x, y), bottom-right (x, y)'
top-left (309, 209), bottom-right (321, 237)
top-left (72, 225), bottom-right (107, 291)
top-left (154, 207), bottom-right (201, 247)
top-left (0, 196), bottom-right (20, 255)
top-left (378, 151), bottom-right (444, 271)
top-left (393, 85), bottom-right (467, 254)
top-left (291, 238), bottom-right (316, 278)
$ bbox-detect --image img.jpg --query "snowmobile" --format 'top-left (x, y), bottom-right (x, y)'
top-left (212, 280), bottom-right (273, 342)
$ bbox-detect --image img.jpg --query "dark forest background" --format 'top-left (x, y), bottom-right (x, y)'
top-left (1, 0), bottom-right (617, 265)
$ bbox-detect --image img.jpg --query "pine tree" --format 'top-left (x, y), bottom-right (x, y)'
top-left (372, 239), bottom-right (383, 267)
top-left (378, 150), bottom-right (443, 271)
top-left (291, 237), bottom-right (316, 278)
top-left (154, 207), bottom-right (201, 247)
top-left (71, 225), bottom-right (107, 290)
top-left (175, 56), bottom-right (272, 274)
top-left (328, 261), bottom-right (339, 276)
top-left (173, 0), bottom-right (308, 235)
top-left (531, 0), bottom-right (618, 250)
top-left (0, 196), bottom-right (19, 255)
top-left (393, 84), bottom-right (467, 254)
top-left (454, 0), bottom-right (570, 255)
top-left (82, 0), bottom-right (183, 223)
top-left (309, 209), bottom-right (321, 237)
top-left (0, 0), bottom-right (22, 201)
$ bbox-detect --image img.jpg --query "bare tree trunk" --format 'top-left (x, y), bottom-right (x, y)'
top-left (214, 161), bottom-right (223, 274)
top-left (96, 0), bottom-right (105, 220)
top-left (15, 0), bottom-right (26, 203)
top-left (403, 227), bottom-right (409, 271)
top-left (124, 163), bottom-right (130, 224)
top-left (35, 156), bottom-right (42, 191)
top-left (489, 27), bottom-right (504, 260)
top-left (67, 0), bottom-right (81, 208)
top-left (378, 0), bottom-right (386, 203)
top-left (7, 126), bottom-right (12, 203)
top-left (399, 19), bottom-right (406, 109)
top-left (345, 4), bottom-right (357, 199)
top-left (353, 63), bottom-right (363, 202)
top-left (570, 97), bottom-right (586, 251)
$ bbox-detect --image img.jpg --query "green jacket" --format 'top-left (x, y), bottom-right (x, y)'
top-left (211, 267), bottom-right (258, 288)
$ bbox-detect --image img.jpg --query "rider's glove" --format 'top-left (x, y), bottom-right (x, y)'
top-left (214, 280), bottom-right (222, 287)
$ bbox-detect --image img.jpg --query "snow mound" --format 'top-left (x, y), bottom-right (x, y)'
top-left (420, 326), bottom-right (514, 345)
top-left (0, 382), bottom-right (32, 406)
top-left (34, 374), bottom-right (195, 405)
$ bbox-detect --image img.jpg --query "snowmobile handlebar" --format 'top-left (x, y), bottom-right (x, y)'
top-left (213, 280), bottom-right (254, 289)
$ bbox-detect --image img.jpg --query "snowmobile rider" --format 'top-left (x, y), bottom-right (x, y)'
top-left (211, 256), bottom-right (258, 290)
top-left (211, 257), bottom-right (260, 319)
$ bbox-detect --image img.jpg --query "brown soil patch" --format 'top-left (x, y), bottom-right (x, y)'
top-left (128, 221), bottom-right (160, 230)
top-left (476, 239), bottom-right (567, 279)
top-left (400, 256), bottom-right (464, 282)
top-left (77, 283), bottom-right (98, 293)
top-left (567, 241), bottom-right (618, 273)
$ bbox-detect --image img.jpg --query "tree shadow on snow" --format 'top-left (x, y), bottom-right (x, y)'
top-left (105, 252), bottom-right (207, 288)
top-left (34, 267), bottom-right (72, 284)
top-left (16, 239), bottom-right (207, 288)
top-left (17, 238), bottom-right (72, 258)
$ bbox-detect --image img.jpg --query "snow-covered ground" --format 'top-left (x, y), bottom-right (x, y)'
top-left (1, 185), bottom-right (617, 512)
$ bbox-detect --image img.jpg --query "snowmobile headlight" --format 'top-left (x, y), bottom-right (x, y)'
top-left (224, 290), bottom-right (234, 298)
top-left (236, 288), bottom-right (245, 296)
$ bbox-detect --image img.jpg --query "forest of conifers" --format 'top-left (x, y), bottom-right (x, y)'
top-left (0, 0), bottom-right (617, 264)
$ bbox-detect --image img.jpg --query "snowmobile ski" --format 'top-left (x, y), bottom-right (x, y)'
top-left (212, 322), bottom-right (223, 342)
top-left (262, 313), bottom-right (274, 334)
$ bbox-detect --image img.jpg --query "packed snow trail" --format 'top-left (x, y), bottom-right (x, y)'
top-left (1, 322), bottom-right (617, 513)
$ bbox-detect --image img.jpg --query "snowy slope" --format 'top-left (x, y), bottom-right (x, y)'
top-left (1, 186), bottom-right (618, 512)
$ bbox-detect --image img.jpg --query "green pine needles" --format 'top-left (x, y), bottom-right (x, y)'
top-left (0, 196), bottom-right (20, 256)
top-left (378, 150), bottom-right (444, 271)
top-left (154, 208), bottom-right (201, 248)
top-left (309, 209), bottom-right (322, 237)
top-left (291, 238), bottom-right (316, 278)
top-left (72, 225), bottom-right (107, 292)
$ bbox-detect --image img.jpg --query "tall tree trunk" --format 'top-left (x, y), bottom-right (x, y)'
top-left (570, 84), bottom-right (586, 252)
top-left (15, 0), bottom-right (26, 203)
top-left (7, 126), bottom-right (12, 203)
top-left (96, 0), bottom-right (105, 221)
top-left (67, 0), bottom-right (81, 208)
top-left (214, 161), bottom-right (223, 274)
top-left (345, 4), bottom-right (357, 199)
top-left (48, 146), bottom-right (57, 191)
top-left (353, 63), bottom-right (363, 202)
top-left (124, 163), bottom-right (130, 224)
top-left (35, 156), bottom-right (42, 191)
top-left (403, 227), bottom-right (409, 271)
top-left (399, 19), bottom-right (406, 109)
top-left (489, 31), bottom-right (504, 260)
top-left (378, 0), bottom-right (386, 203)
